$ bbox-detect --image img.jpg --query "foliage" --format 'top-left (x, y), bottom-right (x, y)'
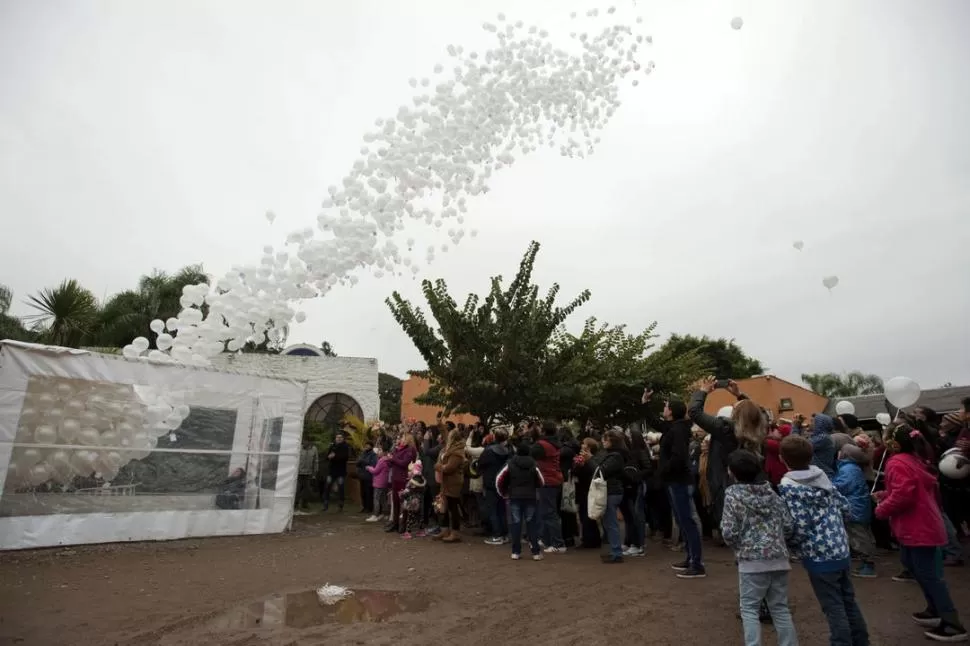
top-left (387, 241), bottom-right (592, 425)
top-left (378, 372), bottom-right (403, 424)
top-left (539, 320), bottom-right (708, 425)
top-left (98, 265), bottom-right (210, 348)
top-left (655, 334), bottom-right (765, 380)
top-left (24, 279), bottom-right (100, 347)
top-left (340, 414), bottom-right (376, 452)
top-left (801, 371), bottom-right (884, 398)
top-left (303, 420), bottom-right (334, 455)
top-left (0, 283), bottom-right (33, 342)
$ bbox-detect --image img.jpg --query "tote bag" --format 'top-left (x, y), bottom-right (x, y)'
top-left (561, 474), bottom-right (578, 514)
top-left (587, 468), bottom-right (607, 521)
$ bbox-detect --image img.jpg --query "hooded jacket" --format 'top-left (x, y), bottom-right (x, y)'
top-left (808, 415), bottom-right (837, 477)
top-left (366, 457), bottom-right (390, 489)
top-left (720, 482), bottom-right (793, 573)
top-left (531, 436), bottom-right (564, 487)
top-left (658, 418), bottom-right (694, 486)
top-left (875, 452), bottom-right (947, 547)
top-left (479, 442), bottom-right (510, 491)
top-left (437, 442), bottom-right (466, 498)
top-left (590, 448), bottom-right (626, 496)
top-left (778, 466), bottom-right (851, 573)
top-left (832, 452), bottom-right (871, 524)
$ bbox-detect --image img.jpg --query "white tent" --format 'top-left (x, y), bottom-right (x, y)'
top-left (0, 340), bottom-right (308, 550)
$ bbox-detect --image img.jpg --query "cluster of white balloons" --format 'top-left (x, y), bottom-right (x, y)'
top-left (7, 379), bottom-right (191, 488)
top-left (124, 8), bottom-right (659, 367)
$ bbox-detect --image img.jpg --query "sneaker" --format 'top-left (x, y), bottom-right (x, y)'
top-left (511, 553), bottom-right (521, 560)
top-left (415, 530), bottom-right (427, 538)
top-left (913, 611), bottom-right (943, 628)
top-left (676, 566), bottom-right (707, 579)
top-left (365, 515), bottom-right (379, 522)
top-left (401, 532), bottom-right (413, 540)
top-left (532, 553), bottom-right (544, 561)
top-left (543, 546), bottom-right (566, 554)
top-left (853, 563), bottom-right (877, 578)
top-left (484, 537), bottom-right (505, 546)
top-left (893, 570), bottom-right (916, 582)
top-left (601, 555), bottom-right (624, 564)
top-left (502, 536), bottom-right (511, 544)
top-left (624, 546), bottom-right (645, 557)
top-left (427, 526), bottom-right (441, 536)
top-left (925, 624), bottom-right (969, 642)
top-left (671, 560), bottom-right (690, 571)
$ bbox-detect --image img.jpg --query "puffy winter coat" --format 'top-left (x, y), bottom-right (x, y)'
top-left (832, 459), bottom-right (871, 524)
top-left (875, 453), bottom-right (947, 547)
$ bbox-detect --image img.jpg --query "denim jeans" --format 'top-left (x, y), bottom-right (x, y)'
top-left (537, 486), bottom-right (564, 548)
top-left (900, 546), bottom-right (959, 625)
top-left (322, 475), bottom-right (345, 509)
top-left (668, 483), bottom-right (703, 568)
top-left (739, 570), bottom-right (798, 646)
top-left (942, 513), bottom-right (965, 562)
top-left (484, 489), bottom-right (508, 538)
top-left (807, 569), bottom-right (869, 646)
top-left (509, 498), bottom-right (540, 556)
top-left (602, 494), bottom-right (624, 558)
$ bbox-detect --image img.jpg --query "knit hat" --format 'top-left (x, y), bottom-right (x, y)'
top-left (813, 414), bottom-right (835, 435)
top-left (839, 413), bottom-right (859, 429)
top-left (839, 443), bottom-right (869, 466)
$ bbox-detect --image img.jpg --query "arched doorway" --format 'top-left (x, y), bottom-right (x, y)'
top-left (304, 392), bottom-right (364, 436)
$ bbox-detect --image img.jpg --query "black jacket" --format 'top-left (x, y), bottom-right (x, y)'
top-left (658, 419), bottom-right (694, 485)
top-left (479, 442), bottom-right (510, 491)
top-left (497, 455), bottom-right (543, 500)
top-left (326, 442), bottom-right (351, 477)
top-left (591, 448), bottom-right (626, 496)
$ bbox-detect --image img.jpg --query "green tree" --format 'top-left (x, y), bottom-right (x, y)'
top-left (97, 265), bottom-right (210, 348)
top-left (24, 279), bottom-right (100, 347)
top-left (655, 333), bottom-right (765, 379)
top-left (386, 241), bottom-right (591, 425)
top-left (0, 284), bottom-right (33, 342)
top-left (801, 371), bottom-right (884, 398)
top-left (378, 372), bottom-right (403, 424)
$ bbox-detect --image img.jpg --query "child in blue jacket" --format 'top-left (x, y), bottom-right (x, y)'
top-left (833, 444), bottom-right (877, 578)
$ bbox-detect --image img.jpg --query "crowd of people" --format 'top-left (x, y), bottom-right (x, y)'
top-left (297, 380), bottom-right (970, 644)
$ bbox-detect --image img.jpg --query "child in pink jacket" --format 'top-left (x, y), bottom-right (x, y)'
top-left (365, 449), bottom-right (390, 522)
top-left (875, 424), bottom-right (966, 642)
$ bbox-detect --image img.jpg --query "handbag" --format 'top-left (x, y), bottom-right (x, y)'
top-left (587, 467), bottom-right (607, 521)
top-left (561, 474), bottom-right (578, 513)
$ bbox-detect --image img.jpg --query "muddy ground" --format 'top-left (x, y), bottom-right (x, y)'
top-left (0, 512), bottom-right (967, 646)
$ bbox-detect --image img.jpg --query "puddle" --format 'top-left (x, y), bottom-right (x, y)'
top-left (206, 589), bottom-right (431, 631)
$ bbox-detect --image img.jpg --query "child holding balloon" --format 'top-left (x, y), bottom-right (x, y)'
top-left (874, 424), bottom-right (967, 642)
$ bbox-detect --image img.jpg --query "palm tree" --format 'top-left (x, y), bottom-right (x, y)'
top-left (801, 371), bottom-right (884, 399)
top-left (24, 279), bottom-right (100, 347)
top-left (97, 265), bottom-right (209, 348)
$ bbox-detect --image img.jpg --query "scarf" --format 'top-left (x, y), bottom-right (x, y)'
top-left (698, 444), bottom-right (711, 507)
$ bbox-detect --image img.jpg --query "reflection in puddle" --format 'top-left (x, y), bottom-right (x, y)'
top-left (207, 589), bottom-right (431, 631)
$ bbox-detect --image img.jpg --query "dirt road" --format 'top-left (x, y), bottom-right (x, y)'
top-left (0, 513), bottom-right (966, 645)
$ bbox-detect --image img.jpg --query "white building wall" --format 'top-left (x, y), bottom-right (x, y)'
top-left (209, 354), bottom-right (379, 421)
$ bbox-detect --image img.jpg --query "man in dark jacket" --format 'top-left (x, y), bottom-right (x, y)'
top-left (355, 442), bottom-right (377, 514)
top-left (531, 420), bottom-right (565, 553)
top-left (644, 389), bottom-right (706, 579)
top-left (481, 429), bottom-right (511, 545)
top-left (322, 433), bottom-right (350, 512)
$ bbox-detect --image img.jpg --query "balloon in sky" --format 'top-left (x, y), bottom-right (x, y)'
top-left (884, 376), bottom-right (921, 409)
top-left (835, 400), bottom-right (855, 416)
top-left (822, 276), bottom-right (839, 292)
top-left (130, 7), bottom-right (659, 367)
top-left (875, 412), bottom-right (891, 426)
top-left (731, 17), bottom-right (744, 30)
top-left (792, 240), bottom-right (804, 251)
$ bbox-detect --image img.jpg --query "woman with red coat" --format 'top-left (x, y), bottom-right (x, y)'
top-left (874, 424), bottom-right (967, 642)
top-left (763, 423), bottom-right (791, 488)
top-left (385, 432), bottom-right (418, 534)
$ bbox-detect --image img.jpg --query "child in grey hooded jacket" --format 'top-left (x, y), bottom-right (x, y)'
top-left (721, 450), bottom-right (798, 646)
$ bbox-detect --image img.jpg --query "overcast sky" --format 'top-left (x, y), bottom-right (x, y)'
top-left (1, 0), bottom-right (968, 389)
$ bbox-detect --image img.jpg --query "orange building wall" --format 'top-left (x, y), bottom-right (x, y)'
top-left (702, 375), bottom-right (828, 421)
top-left (400, 376), bottom-right (479, 426)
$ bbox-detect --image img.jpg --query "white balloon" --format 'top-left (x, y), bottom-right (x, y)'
top-left (59, 418), bottom-right (81, 442)
top-left (835, 400), bottom-right (855, 416)
top-left (122, 345), bottom-right (140, 359)
top-left (165, 317), bottom-right (180, 332)
top-left (295, 311), bottom-right (307, 323)
top-left (27, 462), bottom-right (52, 487)
top-left (940, 448), bottom-right (970, 480)
top-left (77, 427), bottom-right (101, 446)
top-left (731, 16), bottom-right (744, 30)
top-left (156, 333), bottom-right (174, 351)
top-left (792, 240), bottom-right (804, 251)
top-left (55, 382), bottom-right (74, 398)
top-left (885, 376), bottom-right (921, 409)
top-left (18, 447), bottom-right (45, 468)
top-left (149, 319), bottom-right (165, 334)
top-left (875, 412), bottom-right (892, 426)
top-left (132, 337), bottom-right (151, 352)
top-left (822, 276), bottom-right (839, 291)
top-left (34, 425), bottom-right (58, 445)
top-left (48, 450), bottom-right (74, 479)
top-left (717, 406), bottom-right (734, 419)
top-left (70, 450), bottom-right (97, 475)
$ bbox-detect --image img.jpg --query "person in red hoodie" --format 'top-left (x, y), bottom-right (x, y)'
top-left (874, 423), bottom-right (967, 643)
top-left (530, 420), bottom-right (566, 553)
top-left (764, 423), bottom-right (792, 488)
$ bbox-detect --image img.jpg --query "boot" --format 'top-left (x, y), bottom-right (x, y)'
top-left (442, 530), bottom-right (461, 543)
top-left (433, 528), bottom-right (451, 541)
